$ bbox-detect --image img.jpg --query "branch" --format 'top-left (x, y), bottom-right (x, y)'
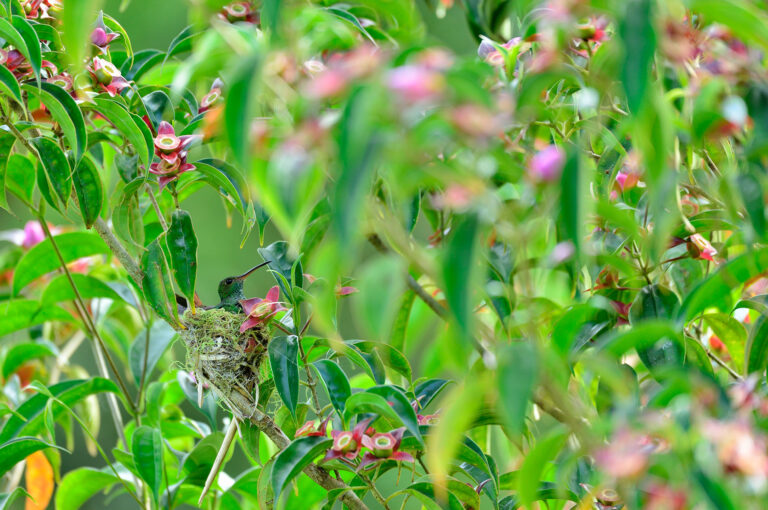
top-left (93, 218), bottom-right (144, 287)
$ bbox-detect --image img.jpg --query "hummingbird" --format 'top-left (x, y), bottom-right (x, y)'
top-left (175, 261), bottom-right (271, 314)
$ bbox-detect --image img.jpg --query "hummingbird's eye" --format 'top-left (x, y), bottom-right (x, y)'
top-left (225, 278), bottom-right (233, 285)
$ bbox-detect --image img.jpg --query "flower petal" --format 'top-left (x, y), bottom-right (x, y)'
top-left (239, 316), bottom-right (263, 333)
top-left (157, 121), bottom-right (174, 136)
top-left (391, 451), bottom-right (414, 463)
top-left (265, 285), bottom-right (280, 303)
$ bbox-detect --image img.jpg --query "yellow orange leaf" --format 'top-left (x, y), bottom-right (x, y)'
top-left (25, 450), bottom-right (54, 510)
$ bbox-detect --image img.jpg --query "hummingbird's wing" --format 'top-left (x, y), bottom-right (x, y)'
top-left (176, 292), bottom-right (207, 314)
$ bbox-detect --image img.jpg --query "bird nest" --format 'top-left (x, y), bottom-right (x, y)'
top-left (180, 308), bottom-right (270, 418)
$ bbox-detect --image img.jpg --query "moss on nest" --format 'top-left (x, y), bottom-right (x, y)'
top-left (180, 307), bottom-right (270, 418)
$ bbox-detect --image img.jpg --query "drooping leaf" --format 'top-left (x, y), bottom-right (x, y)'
top-left (442, 214), bottom-right (479, 342)
top-left (166, 210), bottom-right (198, 310)
top-left (366, 385), bottom-right (423, 445)
top-left (271, 436), bottom-right (332, 502)
top-left (72, 155), bottom-right (103, 228)
top-left (131, 426), bottom-right (163, 502)
top-left (258, 241), bottom-right (303, 295)
top-left (0, 17), bottom-right (35, 80)
top-left (89, 97), bottom-right (151, 168)
top-left (0, 437), bottom-right (63, 478)
top-left (225, 53), bottom-right (260, 166)
top-left (516, 429), bottom-right (568, 510)
top-left (342, 392), bottom-right (402, 426)
top-left (12, 232), bottom-right (109, 295)
top-left (0, 300), bottom-right (72, 337)
top-left (10, 15), bottom-right (40, 81)
top-left (0, 378), bottom-right (119, 443)
top-left (0, 63), bottom-right (21, 106)
top-left (268, 335), bottom-right (299, 418)
top-left (30, 136), bottom-right (71, 209)
top-left (141, 238), bottom-right (180, 327)
top-left (629, 285), bottom-right (684, 369)
top-left (1, 342), bottom-right (57, 380)
top-left (54, 467), bottom-right (118, 510)
top-left (497, 342), bottom-right (537, 436)
top-left (313, 359), bottom-right (351, 417)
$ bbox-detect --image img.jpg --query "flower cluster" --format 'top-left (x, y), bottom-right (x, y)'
top-left (320, 418), bottom-right (414, 470)
top-left (239, 286), bottom-right (287, 332)
top-left (218, 2), bottom-right (258, 24)
top-left (148, 121), bottom-right (199, 190)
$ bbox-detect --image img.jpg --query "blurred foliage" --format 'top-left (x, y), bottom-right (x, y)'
top-left (2, 0), bottom-right (768, 509)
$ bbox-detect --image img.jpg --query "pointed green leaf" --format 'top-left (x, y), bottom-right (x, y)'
top-left (54, 467), bottom-right (119, 510)
top-left (129, 322), bottom-right (177, 386)
top-left (269, 335), bottom-right (299, 417)
top-left (72, 155), bottom-right (103, 228)
top-left (61, 0), bottom-right (104, 74)
top-left (30, 136), bottom-right (71, 209)
top-left (225, 53), bottom-right (260, 166)
top-left (41, 273), bottom-right (123, 306)
top-left (0, 300), bottom-right (73, 337)
top-left (141, 238), bottom-right (180, 327)
top-left (12, 232), bottom-right (109, 295)
top-left (367, 385), bottom-right (423, 445)
top-left (23, 82), bottom-right (88, 163)
top-left (497, 342), bottom-right (537, 436)
top-left (271, 436), bottom-right (332, 502)
top-left (90, 97), bottom-right (150, 168)
top-left (166, 210), bottom-right (197, 309)
top-left (313, 359), bottom-right (351, 417)
top-left (442, 214), bottom-right (479, 341)
top-left (343, 392), bottom-right (402, 426)
top-left (131, 426), bottom-right (163, 502)
top-left (0, 437), bottom-right (64, 478)
top-left (0, 64), bottom-right (21, 105)
top-left (10, 16), bottom-right (40, 82)
top-left (1, 342), bottom-right (57, 379)
top-left (0, 17), bottom-right (35, 81)
top-left (517, 430), bottom-right (568, 510)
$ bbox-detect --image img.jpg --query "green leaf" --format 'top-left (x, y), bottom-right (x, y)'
top-left (72, 155), bottom-right (103, 228)
top-left (388, 289), bottom-right (415, 353)
top-left (192, 160), bottom-right (247, 217)
top-left (0, 64), bottom-right (21, 106)
top-left (271, 436), bottom-right (332, 502)
top-left (0, 487), bottom-right (29, 510)
top-left (0, 130), bottom-right (16, 210)
top-left (131, 426), bottom-right (163, 502)
top-left (0, 17), bottom-right (35, 81)
top-left (166, 210), bottom-right (198, 310)
top-left (596, 321), bottom-right (683, 358)
top-left (684, 336), bottom-right (714, 377)
top-left (41, 274), bottom-right (122, 306)
top-left (141, 238), bottom-right (180, 327)
top-left (5, 153), bottom-right (34, 203)
top-left (0, 378), bottom-right (119, 443)
top-left (442, 214), bottom-right (479, 341)
top-left (367, 385), bottom-right (423, 445)
top-left (61, 0), bottom-right (104, 74)
top-left (0, 300), bottom-right (73, 337)
top-left (347, 340), bottom-right (412, 382)
top-left (30, 136), bottom-right (71, 209)
top-left (702, 313), bottom-right (746, 374)
top-left (268, 335), bottom-right (299, 417)
top-left (516, 429), bottom-right (568, 510)
top-left (12, 232), bottom-right (109, 295)
top-left (0, 437), bottom-right (63, 478)
top-left (225, 53), bottom-right (260, 166)
top-left (497, 342), bottom-right (537, 436)
top-left (738, 171), bottom-right (765, 240)
top-left (629, 285), bottom-right (684, 369)
top-left (129, 322), bottom-right (177, 386)
top-left (195, 158), bottom-right (249, 213)
top-left (1, 342), bottom-right (56, 379)
top-left (25, 82), bottom-right (87, 163)
top-left (90, 97), bottom-right (151, 168)
top-left (354, 255), bottom-right (405, 342)
top-left (101, 13), bottom-right (133, 63)
top-left (11, 16), bottom-right (41, 82)
top-left (343, 392), bottom-right (402, 426)
top-left (619, 0), bottom-right (655, 112)
top-left (677, 248), bottom-right (768, 323)
top-left (54, 467), bottom-right (119, 510)
top-left (745, 315), bottom-right (768, 375)
top-left (313, 359), bottom-right (351, 417)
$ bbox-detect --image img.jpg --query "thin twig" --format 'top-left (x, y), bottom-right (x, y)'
top-left (146, 185), bottom-right (168, 231)
top-left (198, 417), bottom-right (239, 506)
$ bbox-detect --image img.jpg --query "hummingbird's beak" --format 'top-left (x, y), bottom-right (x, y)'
top-left (234, 261), bottom-right (271, 281)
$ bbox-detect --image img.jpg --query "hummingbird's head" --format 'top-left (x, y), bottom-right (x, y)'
top-left (217, 261), bottom-right (271, 302)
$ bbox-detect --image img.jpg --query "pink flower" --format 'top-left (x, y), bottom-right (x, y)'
top-left (219, 2), bottom-right (257, 23)
top-left (88, 57), bottom-right (129, 97)
top-left (528, 145), bottom-right (565, 182)
top-left (91, 28), bottom-right (119, 49)
top-left (687, 234), bottom-right (717, 262)
top-left (478, 37), bottom-right (521, 67)
top-left (322, 418), bottom-right (373, 462)
top-left (149, 157), bottom-right (195, 191)
top-left (295, 417), bottom-right (330, 438)
top-left (148, 122), bottom-right (200, 189)
top-left (239, 286), bottom-right (288, 332)
top-left (359, 428), bottom-right (414, 470)
top-left (47, 73), bottom-right (73, 92)
top-left (199, 79), bottom-right (224, 114)
top-left (387, 65), bottom-right (444, 103)
top-left (0, 221), bottom-right (51, 249)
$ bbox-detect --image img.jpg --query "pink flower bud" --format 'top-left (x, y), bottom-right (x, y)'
top-left (387, 65), bottom-right (443, 103)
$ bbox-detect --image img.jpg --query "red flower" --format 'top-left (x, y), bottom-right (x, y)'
top-left (91, 13), bottom-right (119, 51)
top-left (359, 428), bottom-right (414, 470)
top-left (239, 286), bottom-right (288, 332)
top-left (322, 417), bottom-right (373, 462)
top-left (88, 57), bottom-right (129, 97)
top-left (687, 234), bottom-right (718, 262)
top-left (148, 122), bottom-right (200, 190)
